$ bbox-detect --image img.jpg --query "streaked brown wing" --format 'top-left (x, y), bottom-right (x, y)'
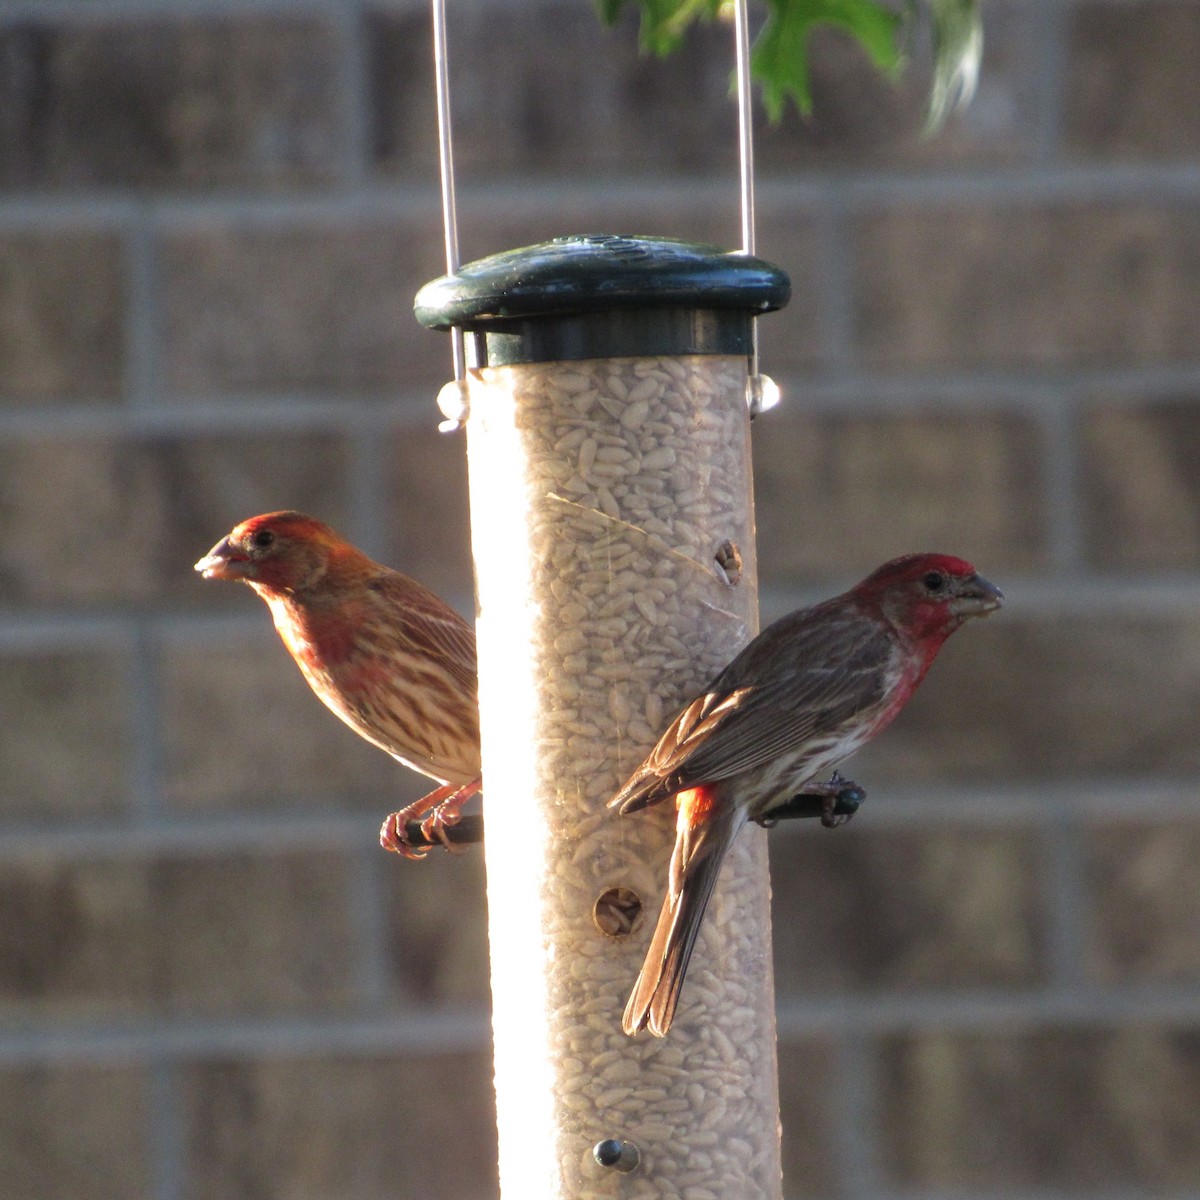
top-left (642, 688), bottom-right (753, 776)
top-left (368, 572), bottom-right (478, 698)
top-left (614, 606), bottom-right (892, 809)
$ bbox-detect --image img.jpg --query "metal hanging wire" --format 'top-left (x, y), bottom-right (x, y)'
top-left (429, 0), bottom-right (778, 425)
top-left (733, 0), bottom-right (779, 415)
top-left (431, 0), bottom-right (470, 432)
top-left (733, 0), bottom-right (756, 264)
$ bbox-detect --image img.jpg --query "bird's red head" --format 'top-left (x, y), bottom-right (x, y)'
top-left (194, 511), bottom-right (367, 595)
top-left (852, 553), bottom-right (1003, 644)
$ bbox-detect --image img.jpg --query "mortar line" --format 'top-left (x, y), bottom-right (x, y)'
top-left (774, 986), bottom-right (1200, 1036)
top-left (148, 1059), bottom-right (185, 1200)
top-left (349, 839), bottom-right (395, 1007)
top-left (5, 165), bottom-right (1200, 228)
top-left (332, 1), bottom-right (373, 187)
top-left (1030, 0), bottom-right (1071, 165)
top-left (125, 213), bottom-right (162, 412)
top-left (1042, 804), bottom-right (1090, 990)
top-left (859, 1190), bottom-right (1200, 1200)
top-left (10, 361), bottom-right (1200, 437)
top-left (0, 395), bottom-right (433, 436)
top-left (8, 985), bottom-right (1200, 1067)
top-left (0, 0), bottom-right (350, 19)
top-left (1038, 389), bottom-right (1086, 572)
top-left (810, 187), bottom-right (858, 381)
top-left (348, 408), bottom-right (396, 560)
top-left (127, 621), bottom-right (165, 821)
top-left (0, 1010), bottom-right (493, 1066)
top-left (834, 1030), bottom-right (881, 1200)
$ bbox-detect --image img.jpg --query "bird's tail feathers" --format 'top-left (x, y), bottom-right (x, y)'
top-left (622, 800), bottom-right (741, 1037)
top-left (609, 765), bottom-right (676, 815)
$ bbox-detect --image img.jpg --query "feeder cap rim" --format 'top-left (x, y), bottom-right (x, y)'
top-left (414, 233), bottom-right (791, 330)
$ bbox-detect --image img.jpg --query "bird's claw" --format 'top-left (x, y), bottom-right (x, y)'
top-left (753, 770), bottom-right (867, 828)
top-left (418, 806), bottom-right (469, 855)
top-left (820, 794), bottom-right (849, 829)
top-left (818, 770), bottom-right (866, 828)
top-left (379, 779), bottom-right (481, 859)
top-left (379, 810), bottom-right (432, 860)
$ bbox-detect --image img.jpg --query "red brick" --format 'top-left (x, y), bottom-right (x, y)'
top-left (147, 849), bottom-right (357, 1016)
top-left (0, 648), bottom-right (131, 821)
top-left (854, 203), bottom-right (1200, 370)
top-left (162, 223), bottom-right (450, 395)
top-left (0, 1063), bottom-right (150, 1200)
top-left (1084, 819), bottom-right (1200, 986)
top-left (771, 826), bottom-right (1044, 994)
top-left (776, 1037), bottom-right (844, 1197)
top-left (384, 850), bottom-right (490, 1008)
top-left (160, 631), bottom-right (408, 814)
top-left (0, 19), bottom-right (341, 188)
top-left (0, 432), bottom-right (350, 609)
top-left (753, 408), bottom-right (1047, 587)
top-left (388, 423), bottom-right (474, 600)
top-left (879, 1027), bottom-right (1200, 1189)
top-left (0, 856), bottom-right (152, 1019)
top-left (0, 232), bottom-right (125, 401)
top-left (182, 1053), bottom-right (498, 1200)
top-left (857, 611), bottom-right (1200, 783)
top-left (1066, 3), bottom-right (1200, 159)
top-left (1080, 398), bottom-right (1200, 570)
top-left (0, 849), bottom-right (357, 1019)
top-left (368, 6), bottom-right (735, 180)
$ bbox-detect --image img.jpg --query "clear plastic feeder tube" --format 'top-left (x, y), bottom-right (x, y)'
top-left (465, 353), bottom-right (783, 1200)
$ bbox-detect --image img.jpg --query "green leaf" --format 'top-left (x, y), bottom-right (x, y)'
top-left (594, 0), bottom-right (978, 128)
top-left (594, 0), bottom-right (723, 55)
top-left (752, 0), bottom-right (905, 120)
top-left (594, 0), bottom-right (626, 23)
top-left (923, 0), bottom-right (982, 133)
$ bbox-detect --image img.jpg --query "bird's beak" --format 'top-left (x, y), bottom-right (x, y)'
top-left (952, 572), bottom-right (1004, 618)
top-left (194, 536), bottom-right (249, 581)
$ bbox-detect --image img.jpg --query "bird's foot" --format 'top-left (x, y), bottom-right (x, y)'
top-left (753, 771), bottom-right (867, 829)
top-left (379, 779), bottom-right (481, 859)
top-left (813, 770), bottom-right (865, 828)
top-left (417, 780), bottom-right (481, 854)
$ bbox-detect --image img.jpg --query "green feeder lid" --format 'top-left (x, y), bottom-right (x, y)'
top-left (414, 234), bottom-right (790, 365)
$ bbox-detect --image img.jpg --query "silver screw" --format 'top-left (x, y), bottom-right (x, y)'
top-left (592, 1138), bottom-right (641, 1173)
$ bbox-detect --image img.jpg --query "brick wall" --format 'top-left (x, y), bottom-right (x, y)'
top-left (3, 1), bottom-right (1199, 1197)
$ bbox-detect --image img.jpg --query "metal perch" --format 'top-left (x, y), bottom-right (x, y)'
top-left (400, 777), bottom-right (868, 849)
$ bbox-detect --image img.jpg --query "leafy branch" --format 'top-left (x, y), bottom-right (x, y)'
top-left (596, 0), bottom-right (981, 129)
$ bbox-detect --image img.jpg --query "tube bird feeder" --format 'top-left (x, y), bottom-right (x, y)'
top-left (416, 233), bottom-right (790, 1200)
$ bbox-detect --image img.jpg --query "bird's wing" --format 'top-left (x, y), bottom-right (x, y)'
top-left (611, 607), bottom-right (893, 812)
top-left (367, 573), bottom-right (478, 698)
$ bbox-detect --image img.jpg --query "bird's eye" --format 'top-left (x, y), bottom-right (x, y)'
top-left (252, 529), bottom-right (276, 549)
top-left (922, 570), bottom-right (947, 593)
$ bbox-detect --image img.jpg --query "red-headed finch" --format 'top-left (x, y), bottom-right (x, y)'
top-left (194, 511), bottom-right (480, 858)
top-left (610, 553), bottom-right (1003, 1036)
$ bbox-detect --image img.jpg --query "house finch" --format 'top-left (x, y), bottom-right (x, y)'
top-left (194, 511), bottom-right (480, 858)
top-left (610, 553), bottom-right (1003, 1036)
